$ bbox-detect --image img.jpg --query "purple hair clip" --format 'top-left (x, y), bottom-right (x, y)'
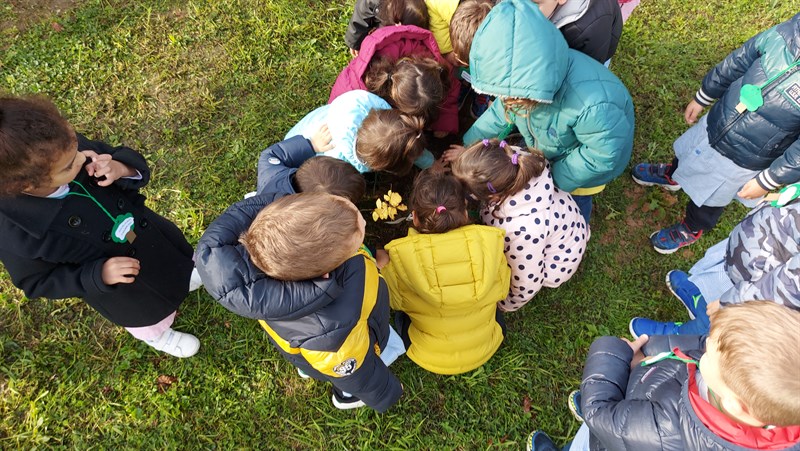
top-left (487, 181), bottom-right (497, 193)
top-left (511, 153), bottom-right (519, 165)
top-left (499, 140), bottom-right (508, 149)
top-left (482, 139), bottom-right (490, 147)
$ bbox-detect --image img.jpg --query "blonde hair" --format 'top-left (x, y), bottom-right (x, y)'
top-left (356, 109), bottom-right (426, 175)
top-left (240, 193), bottom-right (361, 281)
top-left (449, 0), bottom-right (494, 66)
top-left (710, 301), bottom-right (800, 426)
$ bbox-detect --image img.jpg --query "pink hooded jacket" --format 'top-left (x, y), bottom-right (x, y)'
top-left (328, 25), bottom-right (460, 135)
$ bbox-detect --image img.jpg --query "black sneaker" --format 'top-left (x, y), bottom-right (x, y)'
top-left (331, 391), bottom-right (365, 410)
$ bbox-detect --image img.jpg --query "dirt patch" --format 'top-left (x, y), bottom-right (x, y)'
top-left (1, 0), bottom-right (81, 35)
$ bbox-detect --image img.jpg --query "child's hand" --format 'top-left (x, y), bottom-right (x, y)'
top-left (433, 131), bottom-right (448, 139)
top-left (737, 178), bottom-right (769, 200)
top-left (376, 249), bottom-right (390, 269)
top-left (430, 156), bottom-right (450, 174)
top-left (706, 300), bottom-right (721, 318)
top-left (82, 150), bottom-right (137, 187)
top-left (442, 144), bottom-right (466, 163)
top-left (442, 52), bottom-right (458, 69)
top-left (310, 124), bottom-right (334, 153)
top-left (349, 48), bottom-right (359, 58)
top-left (622, 334), bottom-right (649, 369)
top-left (102, 256), bottom-right (140, 285)
top-left (684, 99), bottom-right (705, 124)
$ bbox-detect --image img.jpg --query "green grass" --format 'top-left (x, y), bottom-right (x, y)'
top-left (1, 0), bottom-right (797, 448)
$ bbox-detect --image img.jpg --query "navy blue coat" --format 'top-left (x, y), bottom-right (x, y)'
top-left (256, 135), bottom-right (316, 195)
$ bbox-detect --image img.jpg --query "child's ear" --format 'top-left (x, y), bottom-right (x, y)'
top-left (722, 396), bottom-right (766, 427)
top-left (411, 211), bottom-right (420, 227)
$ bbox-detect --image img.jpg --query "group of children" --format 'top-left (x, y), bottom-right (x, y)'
top-left (0, 0), bottom-right (798, 449)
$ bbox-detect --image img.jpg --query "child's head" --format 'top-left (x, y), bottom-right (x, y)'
top-left (295, 156), bottom-right (366, 204)
top-left (0, 96), bottom-right (81, 196)
top-left (365, 55), bottom-right (450, 124)
top-left (700, 301), bottom-right (800, 427)
top-left (449, 0), bottom-right (494, 66)
top-left (241, 192), bottom-right (366, 281)
top-left (409, 169), bottom-right (470, 234)
top-left (356, 109), bottom-right (426, 175)
top-left (451, 138), bottom-right (546, 216)
top-left (377, 0), bottom-right (429, 29)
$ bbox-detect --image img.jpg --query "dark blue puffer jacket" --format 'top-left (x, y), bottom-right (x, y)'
top-left (696, 13), bottom-right (800, 191)
top-left (256, 135), bottom-right (315, 195)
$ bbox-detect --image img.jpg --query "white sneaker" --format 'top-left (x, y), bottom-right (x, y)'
top-left (331, 392), bottom-right (366, 410)
top-left (145, 328), bottom-right (200, 358)
top-left (188, 267), bottom-right (203, 292)
top-left (297, 368), bottom-right (311, 379)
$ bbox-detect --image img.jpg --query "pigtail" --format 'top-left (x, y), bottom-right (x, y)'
top-left (367, 55), bottom-right (447, 124)
top-left (356, 109), bottom-right (426, 175)
top-left (410, 169), bottom-right (470, 234)
top-left (365, 57), bottom-right (396, 101)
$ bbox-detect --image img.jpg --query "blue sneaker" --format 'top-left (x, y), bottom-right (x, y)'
top-left (666, 270), bottom-right (704, 320)
top-left (527, 431), bottom-right (559, 451)
top-left (631, 163), bottom-right (681, 191)
top-left (650, 221), bottom-right (702, 254)
top-left (470, 93), bottom-right (491, 119)
top-left (629, 317), bottom-right (682, 339)
top-left (568, 390), bottom-right (583, 423)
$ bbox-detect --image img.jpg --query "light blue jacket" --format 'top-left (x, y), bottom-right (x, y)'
top-left (286, 90), bottom-right (434, 173)
top-left (462, 0), bottom-right (634, 192)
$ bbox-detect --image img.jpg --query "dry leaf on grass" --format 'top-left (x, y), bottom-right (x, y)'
top-left (51, 22), bottom-right (64, 32)
top-left (522, 395), bottom-right (532, 413)
top-left (156, 374), bottom-right (178, 393)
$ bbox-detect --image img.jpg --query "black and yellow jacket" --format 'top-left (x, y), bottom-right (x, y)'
top-left (195, 193), bottom-right (402, 412)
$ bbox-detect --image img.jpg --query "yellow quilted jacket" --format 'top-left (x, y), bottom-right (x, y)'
top-left (382, 225), bottom-right (511, 374)
top-left (425, 0), bottom-right (459, 54)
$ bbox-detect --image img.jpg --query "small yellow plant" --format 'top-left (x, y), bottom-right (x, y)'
top-left (372, 190), bottom-right (408, 221)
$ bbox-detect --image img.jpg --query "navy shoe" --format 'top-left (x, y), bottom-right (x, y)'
top-left (631, 163), bottom-right (681, 191)
top-left (527, 431), bottom-right (560, 451)
top-left (568, 390), bottom-right (583, 423)
top-left (470, 93), bottom-right (491, 119)
top-left (629, 318), bottom-right (682, 339)
top-left (666, 270), bottom-right (704, 320)
top-left (331, 391), bottom-right (365, 410)
top-left (650, 221), bottom-right (702, 254)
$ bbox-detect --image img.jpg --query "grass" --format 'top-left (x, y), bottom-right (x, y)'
top-left (1, 0), bottom-right (797, 448)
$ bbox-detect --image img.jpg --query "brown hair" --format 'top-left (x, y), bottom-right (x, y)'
top-left (365, 55), bottom-right (450, 125)
top-left (0, 95), bottom-right (76, 196)
top-left (409, 169), bottom-right (470, 234)
top-left (295, 156), bottom-right (366, 204)
top-left (451, 138), bottom-right (546, 218)
top-left (377, 0), bottom-right (429, 29)
top-left (356, 109), bottom-right (426, 175)
top-left (240, 193), bottom-right (362, 281)
top-left (710, 301), bottom-right (800, 426)
top-left (449, 0), bottom-right (494, 66)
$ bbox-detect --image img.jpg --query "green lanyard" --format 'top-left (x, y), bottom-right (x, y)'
top-left (738, 59), bottom-right (800, 112)
top-left (771, 183), bottom-right (800, 207)
top-left (66, 180), bottom-right (136, 244)
top-left (498, 116), bottom-right (517, 141)
top-left (640, 350), bottom-right (699, 367)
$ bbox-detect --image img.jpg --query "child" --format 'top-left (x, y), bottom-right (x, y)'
top-left (196, 192), bottom-right (403, 411)
top-left (633, 13), bottom-right (800, 253)
top-left (330, 25), bottom-right (460, 136)
top-left (532, 0), bottom-right (622, 64)
top-left (527, 301), bottom-right (800, 451)
top-left (450, 138), bottom-right (588, 312)
top-left (629, 193), bottom-right (800, 337)
top-left (379, 169), bottom-right (511, 375)
top-left (285, 90), bottom-right (431, 174)
top-left (344, 0), bottom-right (429, 56)
top-left (0, 96), bottom-right (199, 358)
top-left (461, 0), bottom-right (635, 223)
top-left (256, 125), bottom-right (365, 203)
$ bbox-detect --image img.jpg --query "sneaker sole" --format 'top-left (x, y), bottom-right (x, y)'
top-left (567, 390), bottom-right (584, 423)
top-left (628, 318), bottom-right (641, 340)
top-left (665, 270), bottom-right (696, 320)
top-left (331, 394), bottom-right (366, 410)
top-left (649, 231), bottom-right (681, 255)
top-left (631, 174), bottom-right (682, 192)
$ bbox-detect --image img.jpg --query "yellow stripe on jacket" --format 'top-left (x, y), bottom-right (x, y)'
top-left (259, 255), bottom-right (380, 377)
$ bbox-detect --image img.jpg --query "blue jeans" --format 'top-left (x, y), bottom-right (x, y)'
top-left (572, 195), bottom-right (593, 224)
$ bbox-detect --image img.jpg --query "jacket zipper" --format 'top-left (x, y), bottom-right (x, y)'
top-left (709, 62), bottom-right (800, 148)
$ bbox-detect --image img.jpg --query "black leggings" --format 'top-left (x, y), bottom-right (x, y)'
top-left (666, 157), bottom-right (725, 232)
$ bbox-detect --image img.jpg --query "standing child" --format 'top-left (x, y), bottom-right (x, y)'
top-left (532, 0), bottom-right (622, 64)
top-left (633, 13), bottom-right (800, 253)
top-left (379, 169), bottom-right (511, 375)
top-left (196, 193), bottom-right (403, 411)
top-left (344, 0), bottom-right (429, 56)
top-left (461, 0), bottom-right (634, 223)
top-left (285, 90), bottom-right (431, 174)
top-left (0, 96), bottom-right (200, 358)
top-left (450, 138), bottom-right (589, 312)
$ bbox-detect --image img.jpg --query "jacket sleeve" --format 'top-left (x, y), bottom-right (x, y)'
top-left (719, 253), bottom-right (800, 310)
top-left (330, 344), bottom-right (403, 412)
top-left (551, 102), bottom-right (633, 192)
top-left (696, 32), bottom-right (763, 105)
top-left (256, 136), bottom-right (316, 193)
top-left (757, 138), bottom-right (800, 189)
top-left (0, 247), bottom-right (112, 300)
top-left (429, 69), bottom-right (461, 135)
top-left (76, 133), bottom-right (150, 190)
top-left (559, 9), bottom-right (619, 63)
top-left (462, 100), bottom-right (510, 146)
top-left (581, 336), bottom-right (671, 451)
top-left (345, 0), bottom-right (380, 50)
top-left (427, 0), bottom-right (455, 55)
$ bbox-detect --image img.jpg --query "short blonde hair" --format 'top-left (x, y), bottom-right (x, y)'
top-left (240, 193), bottom-right (361, 281)
top-left (710, 301), bottom-right (800, 426)
top-left (449, 0), bottom-right (494, 66)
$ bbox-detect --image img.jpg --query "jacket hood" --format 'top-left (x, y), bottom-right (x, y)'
top-left (776, 12), bottom-right (800, 59)
top-left (469, 0), bottom-right (569, 102)
top-left (549, 0), bottom-right (591, 29)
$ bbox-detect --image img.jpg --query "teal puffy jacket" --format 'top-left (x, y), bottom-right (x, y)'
top-left (462, 0), bottom-right (634, 193)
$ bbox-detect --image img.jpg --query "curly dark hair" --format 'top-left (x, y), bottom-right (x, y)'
top-left (0, 95), bottom-right (75, 196)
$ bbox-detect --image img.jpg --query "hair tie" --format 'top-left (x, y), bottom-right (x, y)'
top-left (435, 205), bottom-right (447, 213)
top-left (487, 182), bottom-right (497, 194)
top-left (499, 140), bottom-right (508, 149)
top-left (511, 153), bottom-right (519, 165)
top-left (482, 139), bottom-right (490, 147)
